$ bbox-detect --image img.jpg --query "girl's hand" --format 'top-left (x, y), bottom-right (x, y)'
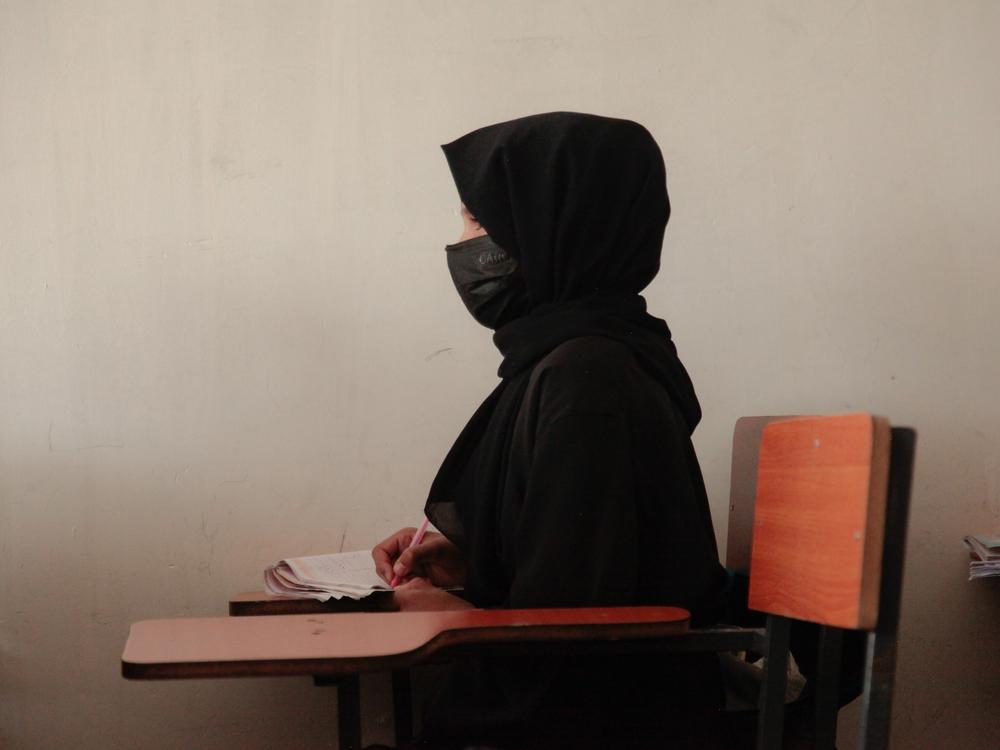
top-left (372, 528), bottom-right (468, 588)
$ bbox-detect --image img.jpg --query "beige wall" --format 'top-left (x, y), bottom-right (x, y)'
top-left (2, 1), bottom-right (999, 747)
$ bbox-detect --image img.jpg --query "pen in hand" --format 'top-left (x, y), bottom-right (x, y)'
top-left (389, 516), bottom-right (431, 587)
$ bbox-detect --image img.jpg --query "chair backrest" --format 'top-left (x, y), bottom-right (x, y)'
top-left (725, 413), bottom-right (914, 750)
top-left (747, 414), bottom-right (891, 630)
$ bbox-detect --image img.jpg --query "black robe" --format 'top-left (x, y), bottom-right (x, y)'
top-left (419, 113), bottom-right (730, 749)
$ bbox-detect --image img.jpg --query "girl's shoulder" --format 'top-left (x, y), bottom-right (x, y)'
top-left (525, 336), bottom-right (653, 419)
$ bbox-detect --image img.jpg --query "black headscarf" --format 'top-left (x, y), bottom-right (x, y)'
top-left (443, 111), bottom-right (667, 305)
top-left (425, 111), bottom-right (701, 559)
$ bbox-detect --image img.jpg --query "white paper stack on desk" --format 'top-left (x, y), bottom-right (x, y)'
top-left (964, 535), bottom-right (1000, 580)
top-left (265, 550), bottom-right (392, 601)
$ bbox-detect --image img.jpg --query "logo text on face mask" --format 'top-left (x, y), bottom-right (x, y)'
top-left (478, 250), bottom-right (508, 265)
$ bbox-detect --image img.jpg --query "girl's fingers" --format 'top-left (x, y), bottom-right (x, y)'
top-left (394, 540), bottom-right (440, 577)
top-left (393, 547), bottom-right (416, 578)
top-left (372, 527), bottom-right (417, 582)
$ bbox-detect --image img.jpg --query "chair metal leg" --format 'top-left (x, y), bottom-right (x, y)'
top-left (313, 674), bottom-right (363, 750)
top-left (858, 629), bottom-right (895, 750)
top-left (814, 625), bottom-right (843, 750)
top-left (337, 675), bottom-right (362, 750)
top-left (392, 668), bottom-right (413, 745)
top-left (859, 428), bottom-right (915, 750)
top-left (756, 614), bottom-right (790, 750)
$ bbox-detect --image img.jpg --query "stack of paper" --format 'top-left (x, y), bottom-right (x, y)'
top-left (265, 550), bottom-right (392, 601)
top-left (963, 535), bottom-right (1000, 580)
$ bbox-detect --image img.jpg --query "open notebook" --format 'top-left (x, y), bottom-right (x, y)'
top-left (265, 550), bottom-right (392, 601)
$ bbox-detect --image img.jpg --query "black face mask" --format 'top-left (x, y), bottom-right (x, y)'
top-left (445, 235), bottom-right (531, 329)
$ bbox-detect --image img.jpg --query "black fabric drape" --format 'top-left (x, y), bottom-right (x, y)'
top-left (424, 294), bottom-right (713, 610)
top-left (426, 112), bottom-right (702, 560)
top-left (419, 112), bottom-right (728, 748)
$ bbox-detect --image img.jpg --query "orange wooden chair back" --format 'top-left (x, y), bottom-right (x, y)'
top-left (747, 413), bottom-right (891, 630)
